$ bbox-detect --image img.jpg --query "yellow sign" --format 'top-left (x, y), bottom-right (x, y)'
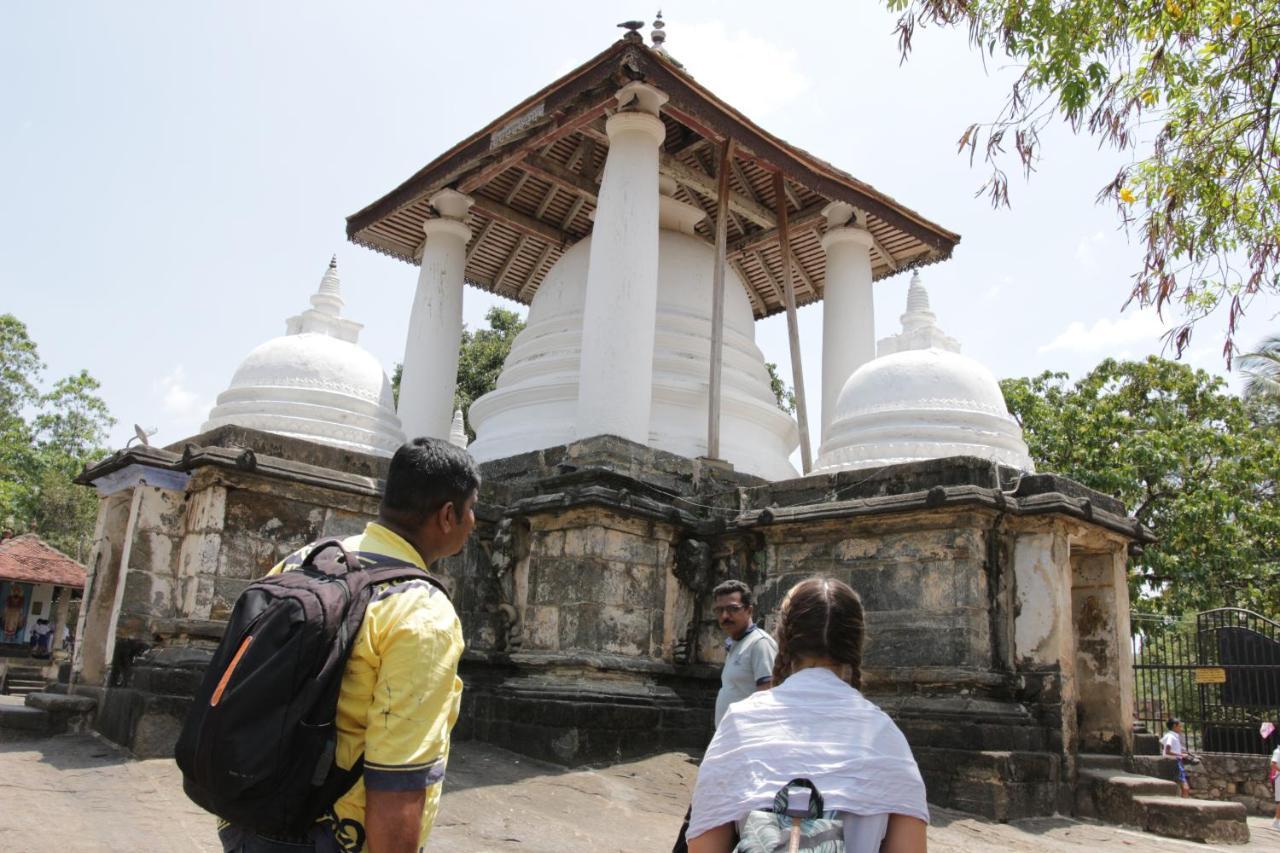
top-left (1194, 667), bottom-right (1227, 684)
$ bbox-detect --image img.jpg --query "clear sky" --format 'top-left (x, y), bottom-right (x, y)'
top-left (3, 1), bottom-right (1276, 453)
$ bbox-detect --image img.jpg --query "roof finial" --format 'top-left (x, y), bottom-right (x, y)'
top-left (328, 254), bottom-right (337, 270)
top-left (651, 11), bottom-right (666, 49)
top-left (618, 19), bottom-right (645, 44)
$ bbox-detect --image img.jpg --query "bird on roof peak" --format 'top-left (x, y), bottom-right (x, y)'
top-left (619, 20), bottom-right (645, 42)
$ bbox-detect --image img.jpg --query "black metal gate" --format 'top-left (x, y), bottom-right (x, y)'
top-left (1132, 608), bottom-right (1280, 754)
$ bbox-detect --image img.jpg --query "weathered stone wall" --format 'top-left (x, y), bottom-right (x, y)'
top-left (1134, 753), bottom-right (1277, 815)
top-left (754, 512), bottom-right (994, 674)
top-left (1186, 755), bottom-right (1274, 815)
top-left (115, 486), bottom-right (186, 639)
top-left (1071, 549), bottom-right (1134, 754)
top-left (72, 431), bottom-right (1147, 821)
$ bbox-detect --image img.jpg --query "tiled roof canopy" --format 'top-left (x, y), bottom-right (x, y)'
top-left (347, 38), bottom-right (961, 320)
top-left (0, 534), bottom-right (87, 588)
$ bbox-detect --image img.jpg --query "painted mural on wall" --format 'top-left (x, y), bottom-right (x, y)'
top-left (1, 581), bottom-right (33, 644)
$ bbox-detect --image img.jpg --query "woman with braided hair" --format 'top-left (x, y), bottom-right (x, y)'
top-left (687, 577), bottom-right (929, 852)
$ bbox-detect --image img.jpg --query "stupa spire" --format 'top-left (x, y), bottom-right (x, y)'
top-left (449, 408), bottom-right (468, 449)
top-left (285, 255), bottom-right (362, 343)
top-left (877, 270), bottom-right (960, 356)
top-left (311, 254), bottom-right (344, 317)
top-left (900, 270), bottom-right (938, 333)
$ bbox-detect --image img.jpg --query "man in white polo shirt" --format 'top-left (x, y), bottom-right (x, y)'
top-left (672, 580), bottom-right (779, 852)
top-left (712, 580), bottom-right (777, 728)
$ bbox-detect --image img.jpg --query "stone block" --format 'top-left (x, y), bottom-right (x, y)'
top-left (833, 537), bottom-right (879, 561)
top-left (120, 571), bottom-right (175, 620)
top-left (529, 556), bottom-right (607, 605)
top-left (178, 532), bottom-right (221, 585)
top-left (601, 529), bottom-right (658, 564)
top-left (183, 486), bottom-right (227, 534)
top-left (597, 605), bottom-right (654, 656)
top-left (130, 530), bottom-right (178, 576)
top-left (537, 529), bottom-right (565, 557)
top-left (224, 489), bottom-right (325, 547)
top-left (864, 612), bottom-right (990, 669)
top-left (600, 562), bottom-right (660, 609)
top-left (25, 692), bottom-right (96, 714)
top-left (322, 509), bottom-right (369, 540)
top-left (218, 534), bottom-right (281, 580)
top-left (135, 486), bottom-right (186, 534)
top-left (211, 577), bottom-right (251, 620)
top-left (524, 605), bottom-right (559, 650)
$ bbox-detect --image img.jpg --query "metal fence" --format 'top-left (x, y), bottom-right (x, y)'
top-left (1131, 608), bottom-right (1280, 755)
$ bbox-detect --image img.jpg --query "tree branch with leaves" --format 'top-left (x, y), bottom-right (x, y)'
top-left (890, 0), bottom-right (1280, 362)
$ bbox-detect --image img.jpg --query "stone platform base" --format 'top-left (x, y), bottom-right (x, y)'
top-left (456, 652), bottom-right (718, 765)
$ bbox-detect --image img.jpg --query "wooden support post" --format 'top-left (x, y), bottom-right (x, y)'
top-left (707, 138), bottom-right (734, 460)
top-left (774, 172), bottom-right (813, 474)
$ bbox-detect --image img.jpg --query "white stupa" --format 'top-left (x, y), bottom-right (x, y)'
top-left (201, 258), bottom-right (406, 457)
top-left (815, 272), bottom-right (1034, 473)
top-left (467, 178), bottom-right (799, 480)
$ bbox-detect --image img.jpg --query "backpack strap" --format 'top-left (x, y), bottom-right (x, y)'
top-left (354, 552), bottom-right (452, 601)
top-left (300, 538), bottom-right (353, 576)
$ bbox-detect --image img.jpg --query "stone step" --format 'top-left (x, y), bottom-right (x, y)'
top-left (24, 691), bottom-right (96, 735)
top-left (1081, 767), bottom-right (1181, 797)
top-left (1131, 795), bottom-right (1250, 844)
top-left (1133, 732), bottom-right (1161, 755)
top-left (1077, 753), bottom-right (1127, 771)
top-left (4, 680), bottom-right (48, 697)
top-left (0, 703), bottom-right (53, 741)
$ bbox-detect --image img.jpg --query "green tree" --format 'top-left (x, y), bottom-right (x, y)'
top-left (0, 316), bottom-right (115, 557)
top-left (890, 0), bottom-right (1280, 360)
top-left (1239, 333), bottom-right (1280, 402)
top-left (1002, 357), bottom-right (1279, 618)
top-left (765, 362), bottom-right (796, 414)
top-left (392, 306), bottom-right (527, 440)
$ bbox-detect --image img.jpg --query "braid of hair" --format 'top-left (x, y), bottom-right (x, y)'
top-left (770, 576), bottom-right (866, 690)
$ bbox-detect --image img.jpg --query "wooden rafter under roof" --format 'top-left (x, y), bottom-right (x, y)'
top-left (346, 38), bottom-right (961, 320)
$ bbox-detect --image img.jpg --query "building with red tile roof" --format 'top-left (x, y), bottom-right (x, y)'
top-left (0, 534), bottom-right (87, 589)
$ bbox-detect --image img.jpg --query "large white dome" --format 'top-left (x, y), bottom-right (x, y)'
top-left (468, 195), bottom-right (799, 480)
top-left (202, 260), bottom-right (405, 457)
top-left (815, 273), bottom-right (1033, 473)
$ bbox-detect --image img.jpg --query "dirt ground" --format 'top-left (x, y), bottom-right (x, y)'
top-left (1, 732), bottom-right (1277, 852)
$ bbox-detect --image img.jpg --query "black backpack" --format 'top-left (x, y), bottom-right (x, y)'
top-left (175, 538), bottom-right (447, 838)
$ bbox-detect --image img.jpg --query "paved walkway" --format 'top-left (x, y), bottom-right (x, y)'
top-left (1, 732), bottom-right (1277, 852)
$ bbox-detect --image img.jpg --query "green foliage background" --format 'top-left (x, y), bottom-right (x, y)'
top-left (1002, 356), bottom-right (1279, 618)
top-left (0, 314), bottom-right (115, 559)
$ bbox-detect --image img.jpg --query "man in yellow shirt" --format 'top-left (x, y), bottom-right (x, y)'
top-left (218, 437), bottom-right (479, 853)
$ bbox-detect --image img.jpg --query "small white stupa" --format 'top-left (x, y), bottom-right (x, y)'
top-left (466, 177), bottom-right (799, 480)
top-left (201, 257), bottom-right (406, 457)
top-left (815, 272), bottom-right (1033, 473)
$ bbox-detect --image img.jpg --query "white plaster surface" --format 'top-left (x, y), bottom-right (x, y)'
top-left (468, 212), bottom-right (799, 480)
top-left (398, 190), bottom-right (473, 441)
top-left (1013, 533), bottom-right (1067, 665)
top-left (820, 225), bottom-right (875, 444)
top-left (816, 273), bottom-right (1034, 472)
top-left (202, 261), bottom-right (404, 456)
top-left (575, 109), bottom-right (667, 445)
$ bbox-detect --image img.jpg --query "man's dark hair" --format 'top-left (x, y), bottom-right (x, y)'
top-left (712, 579), bottom-right (753, 609)
top-left (1167, 717), bottom-right (1182, 729)
top-left (380, 438), bottom-right (481, 526)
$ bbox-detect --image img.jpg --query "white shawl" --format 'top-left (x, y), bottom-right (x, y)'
top-left (688, 667), bottom-right (929, 840)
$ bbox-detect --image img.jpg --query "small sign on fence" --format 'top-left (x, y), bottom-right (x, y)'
top-left (1194, 667), bottom-right (1228, 685)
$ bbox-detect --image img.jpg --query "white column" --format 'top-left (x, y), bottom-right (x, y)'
top-left (576, 82), bottom-right (668, 444)
top-left (399, 189), bottom-right (473, 440)
top-left (819, 202), bottom-right (876, 446)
